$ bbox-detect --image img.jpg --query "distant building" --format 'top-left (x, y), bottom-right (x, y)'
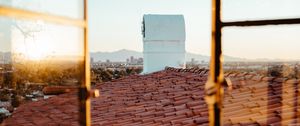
top-left (90, 57), bottom-right (94, 64)
top-left (142, 14), bottom-right (186, 73)
top-left (130, 56), bottom-right (134, 63)
top-left (137, 58), bottom-right (143, 64)
top-left (190, 58), bottom-right (198, 65)
top-left (125, 56), bottom-right (143, 65)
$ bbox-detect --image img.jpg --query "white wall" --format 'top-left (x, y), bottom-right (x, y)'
top-left (143, 14), bottom-right (185, 41)
top-left (142, 14), bottom-right (186, 73)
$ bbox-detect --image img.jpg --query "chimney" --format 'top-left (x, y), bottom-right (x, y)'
top-left (142, 14), bottom-right (186, 73)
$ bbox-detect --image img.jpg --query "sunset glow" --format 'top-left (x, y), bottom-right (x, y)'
top-left (9, 21), bottom-right (84, 61)
top-left (23, 43), bottom-right (49, 60)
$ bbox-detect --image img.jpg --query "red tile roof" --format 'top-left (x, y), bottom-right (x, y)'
top-left (2, 67), bottom-right (300, 126)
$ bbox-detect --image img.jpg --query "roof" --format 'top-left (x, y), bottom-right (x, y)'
top-left (2, 67), bottom-right (300, 126)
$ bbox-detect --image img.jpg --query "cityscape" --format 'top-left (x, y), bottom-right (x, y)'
top-left (1, 50), bottom-right (300, 124)
top-left (1, 0), bottom-right (300, 126)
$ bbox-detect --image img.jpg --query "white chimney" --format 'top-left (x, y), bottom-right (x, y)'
top-left (142, 14), bottom-right (186, 73)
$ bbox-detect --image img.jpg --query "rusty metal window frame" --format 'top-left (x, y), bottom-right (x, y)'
top-left (0, 1), bottom-right (93, 126)
top-left (205, 0), bottom-right (300, 126)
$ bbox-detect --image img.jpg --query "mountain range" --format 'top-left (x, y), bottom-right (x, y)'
top-left (90, 49), bottom-right (246, 62)
top-left (3, 50), bottom-right (295, 63)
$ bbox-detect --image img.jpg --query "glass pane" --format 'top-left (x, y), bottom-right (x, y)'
top-left (0, 17), bottom-right (83, 125)
top-left (0, 0), bottom-right (83, 19)
top-left (222, 0), bottom-right (300, 21)
top-left (222, 25), bottom-right (300, 125)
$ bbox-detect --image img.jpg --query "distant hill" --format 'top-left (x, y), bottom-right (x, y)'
top-left (90, 49), bottom-right (246, 62)
top-left (90, 49), bottom-right (142, 62)
top-left (3, 50), bottom-right (296, 63)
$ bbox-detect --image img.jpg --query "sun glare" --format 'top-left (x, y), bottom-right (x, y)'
top-left (23, 40), bottom-right (53, 61)
top-left (12, 37), bottom-right (53, 61)
top-left (25, 47), bottom-right (45, 60)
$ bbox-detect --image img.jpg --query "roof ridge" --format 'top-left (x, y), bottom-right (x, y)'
top-left (164, 67), bottom-right (209, 76)
top-left (164, 67), bottom-right (299, 84)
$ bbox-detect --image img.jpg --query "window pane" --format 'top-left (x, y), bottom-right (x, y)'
top-left (0, 17), bottom-right (83, 125)
top-left (222, 25), bottom-right (300, 125)
top-left (0, 0), bottom-right (83, 19)
top-left (222, 0), bottom-right (300, 21)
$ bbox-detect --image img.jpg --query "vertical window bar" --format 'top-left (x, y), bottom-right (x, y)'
top-left (205, 0), bottom-right (224, 126)
top-left (79, 0), bottom-right (91, 125)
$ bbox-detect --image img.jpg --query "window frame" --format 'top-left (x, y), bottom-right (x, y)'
top-left (206, 0), bottom-right (300, 126)
top-left (2, 0), bottom-right (300, 126)
top-left (0, 1), bottom-right (92, 125)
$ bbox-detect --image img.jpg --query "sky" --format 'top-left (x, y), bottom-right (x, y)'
top-left (1, 0), bottom-right (300, 60)
top-left (89, 0), bottom-right (300, 60)
top-left (0, 0), bottom-right (84, 59)
top-left (89, 0), bottom-right (211, 55)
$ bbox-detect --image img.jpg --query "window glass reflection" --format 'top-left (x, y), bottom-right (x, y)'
top-left (0, 0), bottom-right (83, 19)
top-left (222, 0), bottom-right (300, 21)
top-left (0, 17), bottom-right (83, 124)
top-left (222, 25), bottom-right (300, 125)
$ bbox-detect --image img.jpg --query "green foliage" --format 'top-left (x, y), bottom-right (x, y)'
top-left (91, 67), bottom-right (143, 83)
top-left (224, 63), bottom-right (300, 79)
top-left (11, 91), bottom-right (22, 107)
top-left (268, 65), bottom-right (283, 77)
top-left (268, 64), bottom-right (299, 78)
top-left (0, 94), bottom-right (10, 101)
top-left (0, 59), bottom-right (84, 97)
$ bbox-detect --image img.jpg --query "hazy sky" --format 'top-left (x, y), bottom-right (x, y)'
top-left (89, 0), bottom-right (300, 60)
top-left (89, 0), bottom-right (210, 54)
top-left (0, 0), bottom-right (84, 59)
top-left (1, 0), bottom-right (300, 60)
